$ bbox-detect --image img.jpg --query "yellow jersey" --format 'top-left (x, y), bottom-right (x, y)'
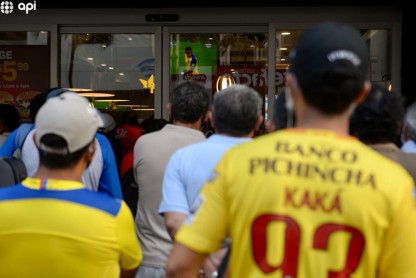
top-left (185, 53), bottom-right (199, 74)
top-left (176, 128), bottom-right (416, 278)
top-left (0, 177), bottom-right (142, 277)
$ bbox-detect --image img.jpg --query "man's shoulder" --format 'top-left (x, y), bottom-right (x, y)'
top-left (401, 140), bottom-right (416, 153)
top-left (170, 139), bottom-right (208, 158)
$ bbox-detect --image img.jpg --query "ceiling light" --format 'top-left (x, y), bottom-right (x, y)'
top-left (78, 92), bottom-right (115, 97)
top-left (95, 99), bottom-right (130, 102)
top-left (65, 88), bottom-right (93, 92)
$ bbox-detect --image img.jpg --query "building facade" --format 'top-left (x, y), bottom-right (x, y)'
top-left (0, 4), bottom-right (406, 126)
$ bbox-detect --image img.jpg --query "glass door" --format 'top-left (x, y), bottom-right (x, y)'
top-left (59, 26), bottom-right (162, 121)
top-left (163, 26), bottom-right (269, 131)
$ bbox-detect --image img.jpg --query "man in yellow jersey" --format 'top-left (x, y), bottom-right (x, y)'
top-left (0, 92), bottom-right (142, 278)
top-left (166, 22), bottom-right (416, 278)
top-left (184, 46), bottom-right (199, 75)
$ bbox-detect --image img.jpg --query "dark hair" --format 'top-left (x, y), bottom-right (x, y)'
top-left (142, 118), bottom-right (169, 134)
top-left (290, 22), bottom-right (369, 115)
top-left (212, 84), bottom-right (262, 136)
top-left (350, 84), bottom-right (404, 144)
top-left (121, 111), bottom-right (139, 126)
top-left (38, 134), bottom-right (91, 169)
top-left (0, 103), bottom-right (20, 132)
top-left (28, 92), bottom-right (48, 122)
top-left (29, 87), bottom-right (69, 123)
top-left (170, 81), bottom-right (210, 123)
top-left (185, 46), bottom-right (192, 52)
top-left (296, 68), bottom-right (363, 115)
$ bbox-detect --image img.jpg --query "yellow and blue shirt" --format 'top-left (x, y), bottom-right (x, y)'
top-left (185, 53), bottom-right (199, 74)
top-left (0, 177), bottom-right (142, 277)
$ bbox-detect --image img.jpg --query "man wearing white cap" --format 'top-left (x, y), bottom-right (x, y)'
top-left (0, 92), bottom-right (142, 277)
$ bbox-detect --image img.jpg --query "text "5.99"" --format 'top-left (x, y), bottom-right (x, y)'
top-left (0, 61), bottom-right (30, 82)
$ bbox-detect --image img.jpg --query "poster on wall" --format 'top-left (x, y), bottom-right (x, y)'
top-left (0, 45), bottom-right (50, 119)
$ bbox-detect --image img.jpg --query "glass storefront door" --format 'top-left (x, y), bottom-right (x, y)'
top-left (59, 26), bottom-right (161, 122)
top-left (1, 23), bottom-right (395, 131)
top-left (164, 25), bottom-right (393, 135)
top-left (165, 26), bottom-right (269, 132)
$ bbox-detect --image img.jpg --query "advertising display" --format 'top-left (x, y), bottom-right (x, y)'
top-left (0, 45), bottom-right (50, 118)
top-left (170, 38), bottom-right (217, 92)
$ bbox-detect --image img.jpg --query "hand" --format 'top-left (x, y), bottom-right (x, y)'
top-left (200, 248), bottom-right (228, 278)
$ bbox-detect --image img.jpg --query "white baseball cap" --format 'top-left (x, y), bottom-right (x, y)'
top-left (35, 92), bottom-right (104, 154)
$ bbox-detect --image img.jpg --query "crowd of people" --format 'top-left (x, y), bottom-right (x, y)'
top-left (1, 21), bottom-right (416, 277)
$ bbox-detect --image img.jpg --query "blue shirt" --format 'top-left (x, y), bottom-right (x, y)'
top-left (401, 140), bottom-right (416, 154)
top-left (159, 134), bottom-right (251, 215)
top-left (0, 123), bottom-right (34, 157)
top-left (0, 125), bottom-right (122, 199)
top-left (96, 133), bottom-right (123, 198)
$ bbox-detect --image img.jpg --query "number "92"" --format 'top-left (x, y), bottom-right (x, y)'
top-left (252, 214), bottom-right (365, 277)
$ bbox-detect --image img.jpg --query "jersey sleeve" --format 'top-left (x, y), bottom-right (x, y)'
top-left (115, 201), bottom-right (142, 270)
top-left (378, 179), bottom-right (416, 277)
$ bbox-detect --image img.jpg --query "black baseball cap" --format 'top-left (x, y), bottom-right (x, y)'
top-left (289, 22), bottom-right (369, 96)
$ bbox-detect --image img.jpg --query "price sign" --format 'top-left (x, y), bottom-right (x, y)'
top-left (0, 60), bottom-right (30, 82)
top-left (0, 46), bottom-right (50, 99)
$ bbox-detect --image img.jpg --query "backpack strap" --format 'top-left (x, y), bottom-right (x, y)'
top-left (14, 123), bottom-right (35, 152)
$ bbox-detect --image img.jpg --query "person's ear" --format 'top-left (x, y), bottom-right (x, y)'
top-left (166, 103), bottom-right (172, 120)
top-left (284, 73), bottom-right (298, 110)
top-left (86, 142), bottom-right (96, 159)
top-left (354, 81), bottom-right (371, 105)
top-left (88, 144), bottom-right (94, 154)
top-left (254, 115), bottom-right (264, 132)
top-left (249, 115), bottom-right (264, 138)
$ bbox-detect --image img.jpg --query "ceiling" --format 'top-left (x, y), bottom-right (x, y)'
top-left (37, 2), bottom-right (404, 9)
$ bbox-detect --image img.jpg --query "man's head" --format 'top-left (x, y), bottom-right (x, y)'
top-left (0, 104), bottom-right (20, 134)
top-left (170, 81), bottom-right (210, 124)
top-left (212, 84), bottom-right (263, 136)
top-left (34, 92), bottom-right (104, 169)
top-left (288, 22), bottom-right (370, 115)
top-left (185, 46), bottom-right (193, 58)
top-left (350, 84), bottom-right (404, 145)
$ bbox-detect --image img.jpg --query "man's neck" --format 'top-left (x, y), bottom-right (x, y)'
top-left (172, 119), bottom-right (202, 131)
top-left (295, 106), bottom-right (350, 135)
top-left (34, 166), bottom-right (84, 182)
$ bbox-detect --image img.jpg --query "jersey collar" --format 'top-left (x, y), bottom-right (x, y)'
top-left (21, 177), bottom-right (85, 191)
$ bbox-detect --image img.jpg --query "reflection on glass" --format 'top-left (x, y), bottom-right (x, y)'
top-left (274, 28), bottom-right (391, 95)
top-left (60, 33), bottom-right (155, 119)
top-left (0, 31), bottom-right (49, 45)
top-left (169, 32), bottom-right (269, 129)
top-left (216, 74), bottom-right (235, 92)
